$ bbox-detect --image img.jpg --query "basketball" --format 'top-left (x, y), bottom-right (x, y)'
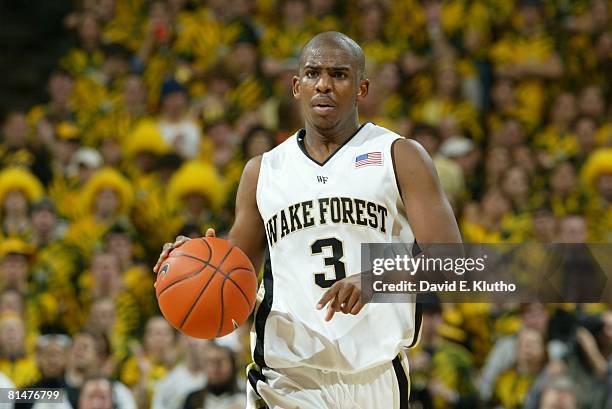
top-left (155, 237), bottom-right (258, 339)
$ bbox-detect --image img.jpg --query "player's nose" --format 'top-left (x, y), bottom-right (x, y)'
top-left (315, 72), bottom-right (332, 94)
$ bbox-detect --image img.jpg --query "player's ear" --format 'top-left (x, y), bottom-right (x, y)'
top-left (292, 75), bottom-right (301, 99)
top-left (356, 79), bottom-right (369, 101)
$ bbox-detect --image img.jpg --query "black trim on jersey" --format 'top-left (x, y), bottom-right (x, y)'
top-left (248, 367), bottom-right (267, 397)
top-left (409, 240), bottom-right (423, 348)
top-left (392, 356), bottom-right (410, 409)
top-left (254, 250), bottom-right (273, 367)
top-left (296, 122), bottom-right (370, 167)
top-left (408, 302), bottom-right (423, 348)
top-left (391, 138), bottom-right (403, 199)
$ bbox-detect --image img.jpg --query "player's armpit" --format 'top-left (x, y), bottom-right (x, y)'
top-left (392, 138), bottom-right (462, 245)
top-left (228, 155), bottom-right (267, 273)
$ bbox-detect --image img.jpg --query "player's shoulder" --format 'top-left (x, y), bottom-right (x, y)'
top-left (392, 137), bottom-right (428, 159)
top-left (240, 155), bottom-right (264, 189)
top-left (244, 132), bottom-right (298, 181)
top-left (364, 122), bottom-right (403, 140)
top-left (391, 137), bottom-right (437, 181)
top-left (266, 132), bottom-right (298, 155)
top-left (259, 131), bottom-right (300, 168)
top-left (359, 122), bottom-right (421, 155)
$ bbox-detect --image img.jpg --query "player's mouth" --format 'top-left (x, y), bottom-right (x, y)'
top-left (312, 101), bottom-right (336, 114)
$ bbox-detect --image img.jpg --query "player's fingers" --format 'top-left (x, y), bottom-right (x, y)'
top-left (337, 284), bottom-right (353, 303)
top-left (205, 228), bottom-right (216, 237)
top-left (325, 305), bottom-right (337, 321)
top-left (153, 243), bottom-right (173, 273)
top-left (343, 290), bottom-right (361, 314)
top-left (174, 235), bottom-right (190, 246)
top-left (336, 285), bottom-right (353, 313)
top-left (350, 300), bottom-right (367, 315)
top-left (316, 284), bottom-right (340, 310)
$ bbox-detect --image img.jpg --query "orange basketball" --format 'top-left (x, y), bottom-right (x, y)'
top-left (155, 237), bottom-right (257, 339)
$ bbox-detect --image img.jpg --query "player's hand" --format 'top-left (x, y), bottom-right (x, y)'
top-left (316, 273), bottom-right (371, 321)
top-left (153, 228), bottom-right (215, 273)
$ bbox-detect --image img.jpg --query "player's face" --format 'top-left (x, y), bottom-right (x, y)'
top-left (293, 45), bottom-right (368, 132)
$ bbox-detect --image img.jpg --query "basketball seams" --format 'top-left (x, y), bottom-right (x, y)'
top-left (170, 253), bottom-right (211, 265)
top-left (224, 270), bottom-right (255, 309)
top-left (171, 236), bottom-right (213, 264)
top-left (216, 272), bottom-right (228, 338)
top-left (178, 245), bottom-right (234, 330)
top-left (156, 264), bottom-right (208, 298)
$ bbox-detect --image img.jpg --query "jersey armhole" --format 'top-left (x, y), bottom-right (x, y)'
top-left (390, 138), bottom-right (404, 200)
top-left (254, 153), bottom-right (267, 215)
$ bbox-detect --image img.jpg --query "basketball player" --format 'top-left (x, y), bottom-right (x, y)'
top-left (154, 31), bottom-right (461, 409)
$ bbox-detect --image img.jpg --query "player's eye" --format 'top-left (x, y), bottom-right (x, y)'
top-left (305, 71), bottom-right (318, 79)
top-left (333, 72), bottom-right (347, 79)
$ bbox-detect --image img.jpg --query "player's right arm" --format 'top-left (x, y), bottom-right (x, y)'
top-left (226, 156), bottom-right (267, 271)
top-left (153, 156), bottom-right (267, 274)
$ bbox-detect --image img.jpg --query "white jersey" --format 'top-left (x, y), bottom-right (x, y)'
top-left (252, 122), bottom-right (420, 373)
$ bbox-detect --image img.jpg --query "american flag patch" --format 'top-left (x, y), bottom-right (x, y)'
top-left (355, 152), bottom-right (383, 168)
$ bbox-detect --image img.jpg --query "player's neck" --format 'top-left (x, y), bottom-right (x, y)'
top-left (303, 117), bottom-right (361, 160)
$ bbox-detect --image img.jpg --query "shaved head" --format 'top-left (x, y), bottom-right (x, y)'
top-left (299, 32), bottom-right (365, 79)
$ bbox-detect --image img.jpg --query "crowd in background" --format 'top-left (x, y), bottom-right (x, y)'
top-left (0, 0), bottom-right (611, 408)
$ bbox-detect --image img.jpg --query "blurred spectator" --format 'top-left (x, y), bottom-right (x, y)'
top-left (574, 116), bottom-right (599, 161)
top-left (490, 327), bottom-right (548, 408)
top-left (28, 70), bottom-right (75, 127)
top-left (65, 331), bottom-right (136, 409)
top-left (79, 252), bottom-right (141, 344)
top-left (0, 239), bottom-right (33, 294)
top-left (581, 148), bottom-right (612, 242)
top-left (0, 168), bottom-right (44, 239)
top-left (578, 85), bottom-right (605, 120)
top-left (411, 64), bottom-right (481, 141)
top-left (61, 12), bottom-right (103, 76)
top-left (241, 126), bottom-right (276, 161)
top-left (78, 376), bottom-right (113, 409)
top-left (531, 205), bottom-right (557, 242)
top-left (65, 168), bottom-right (134, 257)
top-left (103, 223), bottom-right (155, 319)
top-left (202, 118), bottom-right (237, 172)
top-left (98, 134), bottom-right (122, 168)
top-left (537, 376), bottom-right (578, 409)
top-left (557, 214), bottom-right (588, 243)
top-left (479, 303), bottom-right (553, 403)
top-left (410, 125), bottom-right (464, 209)
top-left (501, 166), bottom-right (532, 213)
top-left (0, 112), bottom-right (33, 169)
top-left (151, 336), bottom-right (207, 409)
top-left (485, 146), bottom-right (511, 188)
top-left (0, 313), bottom-right (38, 388)
top-left (167, 160), bottom-right (226, 234)
top-left (182, 343), bottom-right (245, 409)
top-left (490, 0), bottom-right (563, 128)
top-left (157, 79), bottom-right (200, 159)
top-left (408, 300), bottom-right (477, 409)
top-left (440, 136), bottom-right (480, 200)
top-left (18, 334), bottom-right (72, 409)
top-left (120, 317), bottom-right (178, 409)
top-left (549, 161), bottom-right (584, 216)
top-left (0, 290), bottom-right (24, 316)
top-left (84, 298), bottom-right (124, 361)
top-left (461, 188), bottom-right (511, 242)
top-left (535, 92), bottom-right (579, 164)
top-left (29, 198), bottom-right (67, 250)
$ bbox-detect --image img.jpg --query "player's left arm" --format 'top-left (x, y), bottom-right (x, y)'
top-left (317, 138), bottom-right (461, 321)
top-left (393, 138), bottom-right (461, 244)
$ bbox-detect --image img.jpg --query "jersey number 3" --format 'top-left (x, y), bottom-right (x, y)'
top-left (311, 238), bottom-right (347, 288)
